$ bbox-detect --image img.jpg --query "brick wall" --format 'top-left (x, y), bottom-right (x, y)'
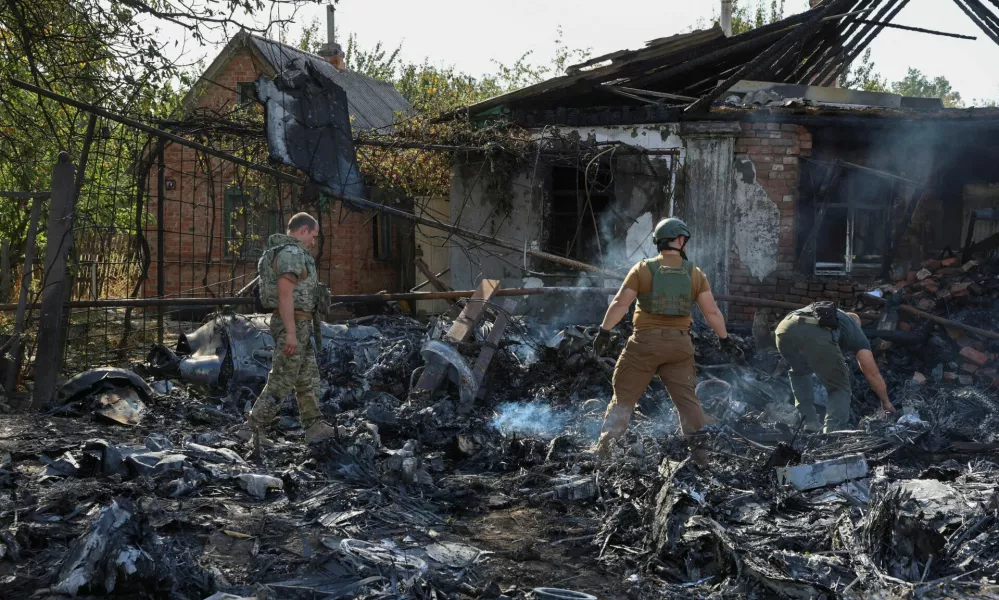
top-left (143, 46), bottom-right (400, 300)
top-left (728, 122), bottom-right (862, 323)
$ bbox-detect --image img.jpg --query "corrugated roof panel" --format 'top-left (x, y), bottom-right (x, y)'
top-left (248, 35), bottom-right (411, 132)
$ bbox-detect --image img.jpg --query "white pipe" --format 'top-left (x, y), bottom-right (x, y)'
top-left (721, 0), bottom-right (733, 36)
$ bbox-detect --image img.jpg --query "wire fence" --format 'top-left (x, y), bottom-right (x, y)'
top-left (1, 111), bottom-right (407, 388)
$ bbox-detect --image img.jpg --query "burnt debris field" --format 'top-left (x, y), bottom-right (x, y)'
top-left (0, 258), bottom-right (998, 599)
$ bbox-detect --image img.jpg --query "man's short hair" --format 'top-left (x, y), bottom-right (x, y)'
top-left (287, 212), bottom-right (318, 233)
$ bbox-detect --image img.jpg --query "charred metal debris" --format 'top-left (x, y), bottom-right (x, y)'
top-left (1, 261), bottom-right (999, 600)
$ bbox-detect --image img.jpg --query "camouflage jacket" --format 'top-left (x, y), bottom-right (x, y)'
top-left (257, 233), bottom-right (318, 313)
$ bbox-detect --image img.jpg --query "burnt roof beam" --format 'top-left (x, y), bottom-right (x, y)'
top-left (816, 0), bottom-right (912, 86)
top-left (686, 0), bottom-right (856, 113)
top-left (786, 0), bottom-right (880, 83)
top-left (625, 30), bottom-right (787, 90)
top-left (763, 4), bottom-right (881, 82)
top-left (951, 0), bottom-right (999, 46)
top-left (809, 0), bottom-right (906, 85)
top-left (731, 4), bottom-right (877, 83)
top-left (812, 0), bottom-right (910, 85)
top-left (769, 25), bottom-right (846, 83)
top-left (969, 0), bottom-right (999, 32)
top-left (846, 19), bottom-right (977, 39)
top-left (622, 6), bottom-right (831, 91)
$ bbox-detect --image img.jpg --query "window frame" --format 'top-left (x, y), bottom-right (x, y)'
top-left (372, 213), bottom-right (394, 261)
top-left (224, 187), bottom-right (277, 260)
top-left (236, 82), bottom-right (257, 106)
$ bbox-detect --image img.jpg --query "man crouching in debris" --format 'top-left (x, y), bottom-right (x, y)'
top-left (591, 218), bottom-right (737, 465)
top-left (242, 212), bottom-right (337, 458)
top-left (775, 302), bottom-right (896, 433)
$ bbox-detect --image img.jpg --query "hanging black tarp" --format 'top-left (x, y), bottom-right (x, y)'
top-left (256, 58), bottom-right (365, 205)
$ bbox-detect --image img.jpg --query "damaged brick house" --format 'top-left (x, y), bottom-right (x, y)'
top-left (145, 25), bottom-right (412, 300)
top-left (444, 1), bottom-right (999, 323)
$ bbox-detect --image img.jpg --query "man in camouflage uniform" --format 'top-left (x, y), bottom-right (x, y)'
top-left (245, 212), bottom-right (336, 456)
top-left (592, 218), bottom-right (739, 466)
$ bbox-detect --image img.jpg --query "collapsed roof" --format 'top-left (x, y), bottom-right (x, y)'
top-left (469, 0), bottom-right (999, 118)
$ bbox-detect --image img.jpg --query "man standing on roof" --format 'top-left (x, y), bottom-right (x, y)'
top-left (775, 303), bottom-right (896, 433)
top-left (244, 212), bottom-right (337, 458)
top-left (592, 218), bottom-right (739, 465)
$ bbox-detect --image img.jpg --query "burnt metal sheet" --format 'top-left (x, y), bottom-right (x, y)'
top-left (147, 314), bottom-right (382, 391)
top-left (256, 59), bottom-right (365, 200)
top-left (58, 368), bottom-right (153, 405)
top-left (248, 35), bottom-right (410, 132)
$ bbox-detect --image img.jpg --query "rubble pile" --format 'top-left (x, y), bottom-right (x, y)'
top-left (862, 255), bottom-right (999, 389)
top-left (1, 281), bottom-right (998, 598)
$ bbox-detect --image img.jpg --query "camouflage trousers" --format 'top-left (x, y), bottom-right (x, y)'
top-left (248, 315), bottom-right (322, 430)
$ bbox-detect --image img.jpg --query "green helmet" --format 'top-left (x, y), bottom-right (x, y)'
top-left (653, 218), bottom-right (691, 245)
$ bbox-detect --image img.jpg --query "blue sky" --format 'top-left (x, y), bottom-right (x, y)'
top-left (172, 0), bottom-right (999, 105)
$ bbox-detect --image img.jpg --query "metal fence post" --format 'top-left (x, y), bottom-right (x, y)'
top-left (0, 240), bottom-right (10, 302)
top-left (58, 114), bottom-right (98, 361)
top-left (31, 152), bottom-right (78, 409)
top-left (157, 141), bottom-right (165, 343)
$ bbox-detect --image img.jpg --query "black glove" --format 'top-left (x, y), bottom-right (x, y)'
top-left (593, 329), bottom-right (612, 356)
top-left (719, 335), bottom-right (744, 360)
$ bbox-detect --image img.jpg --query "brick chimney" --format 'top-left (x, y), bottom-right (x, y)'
top-left (317, 5), bottom-right (346, 71)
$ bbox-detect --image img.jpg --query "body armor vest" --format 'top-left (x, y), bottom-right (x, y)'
top-left (257, 240), bottom-right (316, 312)
top-left (636, 258), bottom-right (694, 316)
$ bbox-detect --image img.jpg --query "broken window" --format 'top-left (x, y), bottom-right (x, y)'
top-left (545, 165), bottom-right (613, 264)
top-left (373, 213), bottom-right (394, 260)
top-left (800, 163), bottom-right (897, 276)
top-left (224, 188), bottom-right (276, 258)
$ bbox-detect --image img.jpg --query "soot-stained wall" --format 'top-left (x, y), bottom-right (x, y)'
top-left (447, 125), bottom-right (682, 323)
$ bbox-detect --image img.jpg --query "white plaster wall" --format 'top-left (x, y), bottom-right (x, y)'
top-left (624, 211), bottom-right (657, 264)
top-left (732, 157), bottom-right (781, 281)
top-left (552, 124), bottom-right (684, 150)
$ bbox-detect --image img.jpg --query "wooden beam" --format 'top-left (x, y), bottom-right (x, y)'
top-left (414, 258), bottom-right (456, 305)
top-left (445, 279), bottom-right (500, 344)
top-left (686, 0), bottom-right (855, 113)
top-left (412, 279), bottom-right (501, 398)
top-left (472, 299), bottom-right (518, 402)
top-left (410, 267), bottom-right (450, 292)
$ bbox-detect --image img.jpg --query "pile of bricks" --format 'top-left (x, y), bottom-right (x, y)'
top-left (887, 256), bottom-right (999, 388)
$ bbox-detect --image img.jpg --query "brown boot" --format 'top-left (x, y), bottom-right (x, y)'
top-left (686, 432), bottom-right (711, 469)
top-left (245, 428), bottom-right (275, 461)
top-left (305, 421), bottom-right (338, 444)
top-left (591, 433), bottom-right (616, 459)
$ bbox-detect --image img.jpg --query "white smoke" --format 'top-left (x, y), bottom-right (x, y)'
top-left (492, 401), bottom-right (569, 439)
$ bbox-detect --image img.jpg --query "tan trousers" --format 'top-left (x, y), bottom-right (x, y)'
top-left (597, 329), bottom-right (706, 448)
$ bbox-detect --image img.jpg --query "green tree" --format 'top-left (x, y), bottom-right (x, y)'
top-left (890, 68), bottom-right (963, 107)
top-left (839, 49), bottom-right (888, 93)
top-left (730, 0), bottom-right (786, 35)
top-left (697, 0), bottom-right (786, 33)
